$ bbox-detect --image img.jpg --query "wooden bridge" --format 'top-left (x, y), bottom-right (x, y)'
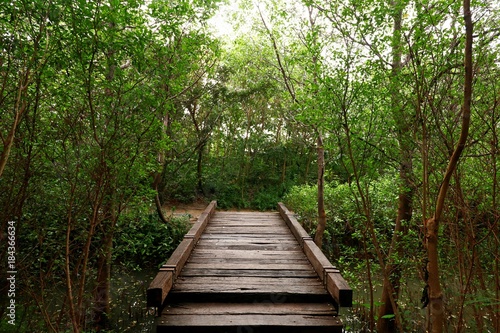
top-left (147, 201), bottom-right (352, 333)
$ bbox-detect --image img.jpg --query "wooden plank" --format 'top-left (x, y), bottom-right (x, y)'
top-left (194, 244), bottom-right (301, 251)
top-left (192, 249), bottom-right (304, 259)
top-left (162, 302), bottom-right (337, 316)
top-left (171, 283), bottom-right (328, 295)
top-left (277, 202), bottom-right (311, 246)
top-left (179, 268), bottom-right (318, 278)
top-left (209, 218), bottom-right (283, 223)
top-left (277, 203), bottom-right (353, 308)
top-left (173, 276), bottom-right (323, 286)
top-left (182, 262), bottom-right (313, 270)
top-left (147, 271), bottom-right (173, 307)
top-left (185, 200), bottom-right (217, 241)
top-left (147, 201), bottom-right (217, 307)
top-left (199, 234), bottom-right (296, 240)
top-left (209, 219), bottom-right (283, 222)
top-left (186, 258), bottom-right (309, 265)
top-left (215, 212), bottom-right (280, 216)
top-left (302, 239), bottom-right (336, 281)
top-left (164, 238), bottom-right (195, 277)
top-left (326, 271), bottom-right (353, 307)
top-left (157, 325), bottom-right (341, 333)
top-left (157, 303), bottom-right (342, 333)
top-left (204, 227), bottom-right (291, 234)
top-left (208, 221), bottom-right (285, 226)
top-left (158, 314), bottom-right (342, 327)
top-left (197, 238), bottom-right (298, 243)
top-left (167, 292), bottom-right (330, 304)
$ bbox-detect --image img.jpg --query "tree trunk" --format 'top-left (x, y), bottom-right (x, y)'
top-left (377, 159), bottom-right (413, 332)
top-left (0, 72), bottom-right (30, 179)
top-left (314, 134), bottom-right (326, 248)
top-left (377, 2), bottom-right (411, 330)
top-left (197, 143), bottom-right (205, 195)
top-left (426, 1), bottom-right (473, 331)
top-left (94, 228), bottom-right (113, 331)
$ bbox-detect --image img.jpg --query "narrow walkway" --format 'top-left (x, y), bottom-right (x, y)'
top-left (147, 202), bottom-right (352, 333)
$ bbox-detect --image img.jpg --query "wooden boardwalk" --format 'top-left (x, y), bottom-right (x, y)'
top-left (147, 201), bottom-right (352, 333)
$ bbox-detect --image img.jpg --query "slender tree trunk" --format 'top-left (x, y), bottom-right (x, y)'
top-left (0, 71), bottom-right (30, 179)
top-left (94, 227), bottom-right (113, 331)
top-left (426, 2), bottom-right (473, 331)
top-left (197, 144), bottom-right (205, 195)
top-left (65, 184), bottom-right (80, 333)
top-left (377, 2), bottom-right (411, 330)
top-left (314, 134), bottom-right (326, 247)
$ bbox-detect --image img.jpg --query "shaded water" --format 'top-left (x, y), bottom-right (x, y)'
top-left (108, 267), bottom-right (156, 333)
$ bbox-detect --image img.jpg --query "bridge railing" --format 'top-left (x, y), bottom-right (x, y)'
top-left (147, 201), bottom-right (217, 309)
top-left (278, 203), bottom-right (353, 308)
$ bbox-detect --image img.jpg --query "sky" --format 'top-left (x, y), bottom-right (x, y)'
top-left (207, 2), bottom-right (239, 39)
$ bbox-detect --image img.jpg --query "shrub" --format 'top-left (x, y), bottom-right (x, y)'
top-left (113, 212), bottom-right (190, 271)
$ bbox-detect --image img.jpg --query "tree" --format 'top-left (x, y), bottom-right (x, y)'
top-left (424, 0), bottom-right (473, 331)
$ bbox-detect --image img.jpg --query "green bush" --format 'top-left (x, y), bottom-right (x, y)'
top-left (284, 175), bottom-right (399, 259)
top-left (113, 212), bottom-right (190, 271)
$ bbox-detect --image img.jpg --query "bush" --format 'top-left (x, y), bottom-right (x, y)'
top-left (113, 212), bottom-right (190, 271)
top-left (284, 175), bottom-right (399, 259)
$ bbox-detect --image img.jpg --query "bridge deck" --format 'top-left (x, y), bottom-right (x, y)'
top-left (148, 202), bottom-right (351, 333)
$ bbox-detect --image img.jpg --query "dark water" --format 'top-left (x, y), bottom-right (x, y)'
top-left (108, 268), bottom-right (156, 333)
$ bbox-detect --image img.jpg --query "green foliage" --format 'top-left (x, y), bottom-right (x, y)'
top-left (113, 213), bottom-right (190, 271)
top-left (285, 174), bottom-right (399, 257)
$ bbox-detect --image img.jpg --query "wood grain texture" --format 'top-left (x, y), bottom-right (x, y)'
top-left (157, 303), bottom-right (342, 333)
top-left (147, 271), bottom-right (173, 307)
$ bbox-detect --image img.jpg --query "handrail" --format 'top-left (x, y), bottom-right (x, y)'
top-left (147, 200), bottom-right (217, 308)
top-left (278, 202), bottom-right (353, 308)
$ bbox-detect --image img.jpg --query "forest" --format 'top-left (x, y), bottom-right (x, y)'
top-left (0, 0), bottom-right (499, 332)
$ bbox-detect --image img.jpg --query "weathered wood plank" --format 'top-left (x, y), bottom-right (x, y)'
top-left (204, 227), bottom-right (291, 234)
top-left (326, 270), bottom-right (353, 307)
top-left (147, 201), bottom-right (216, 307)
top-left (199, 235), bottom-right (296, 241)
top-left (157, 302), bottom-right (342, 333)
top-left (167, 292), bottom-right (330, 304)
top-left (215, 211), bottom-right (280, 216)
top-left (197, 238), bottom-right (298, 243)
top-left (302, 239), bottom-right (336, 281)
top-left (277, 203), bottom-right (311, 246)
top-left (195, 244), bottom-right (301, 251)
top-left (171, 283), bottom-right (328, 295)
top-left (162, 302), bottom-right (337, 315)
top-left (147, 271), bottom-right (173, 308)
top-left (184, 200), bottom-right (217, 241)
top-left (182, 262), bottom-right (313, 270)
top-left (164, 238), bottom-right (195, 276)
top-left (278, 203), bottom-right (353, 308)
top-left (158, 314), bottom-right (342, 327)
top-left (186, 258), bottom-right (309, 265)
top-left (191, 249), bottom-right (304, 259)
top-left (173, 276), bottom-right (323, 286)
top-left (179, 268), bottom-right (318, 278)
